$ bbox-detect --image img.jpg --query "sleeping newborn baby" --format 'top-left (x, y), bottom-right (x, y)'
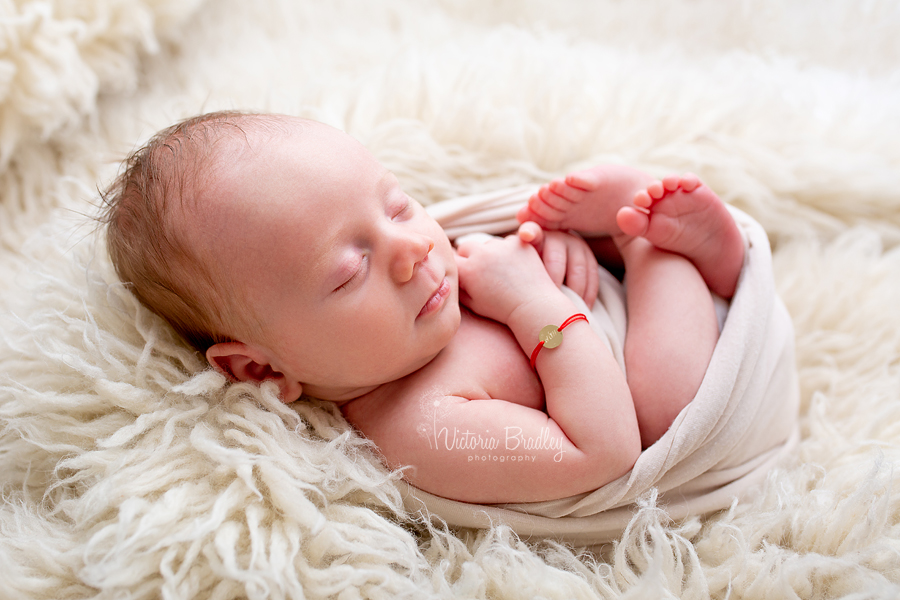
top-left (101, 111), bottom-right (750, 506)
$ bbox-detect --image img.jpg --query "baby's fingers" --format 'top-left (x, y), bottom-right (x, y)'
top-left (540, 234), bottom-right (567, 288)
top-left (563, 244), bottom-right (590, 302)
top-left (454, 240), bottom-right (475, 258)
top-left (566, 239), bottom-right (599, 308)
top-left (517, 221), bottom-right (544, 252)
top-left (582, 258), bottom-right (599, 309)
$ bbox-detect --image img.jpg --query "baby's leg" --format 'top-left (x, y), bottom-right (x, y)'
top-left (613, 175), bottom-right (744, 446)
top-left (517, 165), bottom-right (656, 237)
top-left (616, 236), bottom-right (719, 448)
top-left (617, 174), bottom-right (744, 299)
top-left (523, 167), bottom-right (744, 446)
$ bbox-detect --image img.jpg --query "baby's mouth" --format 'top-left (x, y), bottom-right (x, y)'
top-left (418, 277), bottom-right (450, 318)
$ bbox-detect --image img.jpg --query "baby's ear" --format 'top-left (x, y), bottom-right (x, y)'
top-left (206, 341), bottom-right (303, 403)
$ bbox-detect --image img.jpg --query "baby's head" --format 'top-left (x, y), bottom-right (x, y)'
top-left (102, 112), bottom-right (460, 402)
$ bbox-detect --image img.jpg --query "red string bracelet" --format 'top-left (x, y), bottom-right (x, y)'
top-left (529, 313), bottom-right (589, 370)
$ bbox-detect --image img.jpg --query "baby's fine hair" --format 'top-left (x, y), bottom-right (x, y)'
top-left (100, 110), bottom-right (270, 352)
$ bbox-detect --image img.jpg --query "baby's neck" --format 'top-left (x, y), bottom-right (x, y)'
top-left (302, 382), bottom-right (381, 404)
top-left (303, 346), bottom-right (446, 404)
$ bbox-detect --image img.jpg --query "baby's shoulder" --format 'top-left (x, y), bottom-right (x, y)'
top-left (340, 346), bottom-right (486, 432)
top-left (338, 368), bottom-right (469, 458)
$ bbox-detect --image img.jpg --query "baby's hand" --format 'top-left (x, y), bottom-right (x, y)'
top-left (518, 222), bottom-right (599, 307)
top-left (455, 234), bottom-right (560, 325)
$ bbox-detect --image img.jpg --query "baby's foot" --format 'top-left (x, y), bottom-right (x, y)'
top-left (517, 165), bottom-right (657, 237)
top-left (616, 174), bottom-right (745, 298)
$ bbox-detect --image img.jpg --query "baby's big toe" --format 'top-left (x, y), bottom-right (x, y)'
top-left (662, 175), bottom-right (681, 192)
top-left (616, 206), bottom-right (649, 237)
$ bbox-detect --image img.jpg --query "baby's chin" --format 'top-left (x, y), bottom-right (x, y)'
top-left (388, 300), bottom-right (462, 381)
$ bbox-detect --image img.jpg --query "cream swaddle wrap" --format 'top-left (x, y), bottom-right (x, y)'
top-left (402, 186), bottom-right (800, 545)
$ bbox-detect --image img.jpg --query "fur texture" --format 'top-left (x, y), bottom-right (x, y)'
top-left (1, 0), bottom-right (899, 597)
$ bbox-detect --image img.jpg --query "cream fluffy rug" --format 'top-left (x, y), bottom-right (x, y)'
top-left (2, 1), bottom-right (900, 597)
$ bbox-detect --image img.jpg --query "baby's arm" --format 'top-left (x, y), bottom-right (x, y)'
top-left (378, 235), bottom-right (638, 503)
top-left (359, 388), bottom-right (638, 503)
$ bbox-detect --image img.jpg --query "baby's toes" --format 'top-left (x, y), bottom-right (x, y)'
top-left (517, 203), bottom-right (539, 225)
top-left (564, 169), bottom-right (602, 192)
top-left (633, 189), bottom-right (653, 209)
top-left (548, 179), bottom-right (584, 204)
top-left (537, 184), bottom-right (576, 213)
top-left (634, 180), bottom-right (665, 207)
top-left (646, 180), bottom-right (665, 201)
top-left (661, 173), bottom-right (701, 194)
top-left (522, 191), bottom-right (564, 225)
top-left (662, 175), bottom-right (681, 192)
top-left (679, 173), bottom-right (700, 192)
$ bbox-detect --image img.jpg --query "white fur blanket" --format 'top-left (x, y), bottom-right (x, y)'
top-left (2, 0), bottom-right (900, 598)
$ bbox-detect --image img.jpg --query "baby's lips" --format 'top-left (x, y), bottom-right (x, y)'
top-left (418, 277), bottom-right (450, 318)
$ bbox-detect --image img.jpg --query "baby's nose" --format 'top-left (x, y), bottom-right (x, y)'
top-left (392, 236), bottom-right (434, 282)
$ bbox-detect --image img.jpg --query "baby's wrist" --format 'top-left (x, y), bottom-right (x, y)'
top-left (507, 293), bottom-right (581, 350)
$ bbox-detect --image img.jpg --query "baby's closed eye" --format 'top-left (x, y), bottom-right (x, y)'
top-left (389, 195), bottom-right (414, 221)
top-left (334, 255), bottom-right (368, 293)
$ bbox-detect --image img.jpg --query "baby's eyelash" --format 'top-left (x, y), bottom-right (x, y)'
top-left (335, 276), bottom-right (354, 292)
top-left (335, 256), bottom-right (367, 292)
top-left (392, 197), bottom-right (412, 219)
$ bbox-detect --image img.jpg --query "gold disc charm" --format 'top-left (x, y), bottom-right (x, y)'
top-left (539, 324), bottom-right (563, 349)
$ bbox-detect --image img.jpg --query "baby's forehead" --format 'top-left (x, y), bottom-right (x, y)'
top-left (187, 116), bottom-right (391, 233)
